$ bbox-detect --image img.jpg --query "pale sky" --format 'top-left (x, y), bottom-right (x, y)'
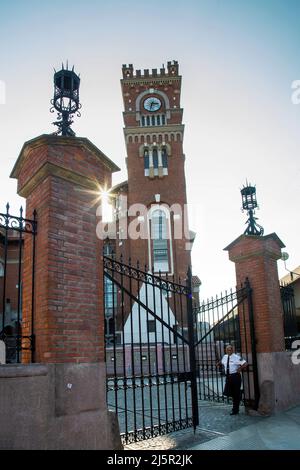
top-left (0, 0), bottom-right (299, 300)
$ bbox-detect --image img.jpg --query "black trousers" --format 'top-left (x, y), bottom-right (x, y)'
top-left (223, 373), bottom-right (242, 413)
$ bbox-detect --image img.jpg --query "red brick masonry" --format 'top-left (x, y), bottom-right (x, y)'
top-left (225, 233), bottom-right (285, 353)
top-left (10, 134), bottom-right (119, 363)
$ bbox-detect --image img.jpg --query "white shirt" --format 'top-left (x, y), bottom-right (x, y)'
top-left (221, 353), bottom-right (246, 374)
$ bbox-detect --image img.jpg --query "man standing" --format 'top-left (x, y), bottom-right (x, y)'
top-left (221, 344), bottom-right (248, 415)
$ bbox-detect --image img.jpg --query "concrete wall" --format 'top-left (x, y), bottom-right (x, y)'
top-left (0, 341), bottom-right (5, 364)
top-left (0, 362), bottom-right (122, 450)
top-left (257, 351), bottom-right (300, 414)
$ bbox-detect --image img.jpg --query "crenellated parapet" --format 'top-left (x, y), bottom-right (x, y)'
top-left (122, 61), bottom-right (180, 80)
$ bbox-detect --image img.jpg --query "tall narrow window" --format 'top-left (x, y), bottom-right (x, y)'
top-left (144, 149), bottom-right (149, 168)
top-left (157, 115), bottom-right (161, 126)
top-left (104, 244), bottom-right (117, 318)
top-left (144, 149), bottom-right (149, 175)
top-left (151, 116), bottom-right (155, 126)
top-left (162, 148), bottom-right (168, 168)
top-left (146, 116), bottom-right (150, 126)
top-left (151, 210), bottom-right (169, 272)
top-left (153, 149), bottom-right (158, 169)
top-left (141, 116), bottom-right (145, 126)
top-left (162, 115), bottom-right (166, 125)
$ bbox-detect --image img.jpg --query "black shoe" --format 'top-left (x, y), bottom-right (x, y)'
top-left (230, 411), bottom-right (239, 415)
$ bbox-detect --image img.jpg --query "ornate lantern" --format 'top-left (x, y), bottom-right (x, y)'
top-left (50, 63), bottom-right (81, 136)
top-left (241, 182), bottom-right (264, 236)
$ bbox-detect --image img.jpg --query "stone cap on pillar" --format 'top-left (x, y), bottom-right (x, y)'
top-left (10, 134), bottom-right (120, 197)
top-left (224, 233), bottom-right (285, 263)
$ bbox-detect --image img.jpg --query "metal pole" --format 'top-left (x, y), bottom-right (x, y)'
top-left (245, 278), bottom-right (260, 410)
top-left (186, 266), bottom-right (199, 431)
top-left (1, 204), bottom-right (9, 333)
top-left (16, 207), bottom-right (23, 363)
top-left (31, 210), bottom-right (37, 363)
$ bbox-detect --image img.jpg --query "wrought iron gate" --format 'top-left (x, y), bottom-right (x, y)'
top-left (104, 255), bottom-right (198, 445)
top-left (0, 204), bottom-right (37, 363)
top-left (194, 279), bottom-right (260, 409)
top-left (104, 255), bottom-right (260, 444)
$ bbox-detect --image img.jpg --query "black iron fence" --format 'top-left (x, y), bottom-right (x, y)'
top-left (280, 283), bottom-right (299, 350)
top-left (0, 204), bottom-right (37, 363)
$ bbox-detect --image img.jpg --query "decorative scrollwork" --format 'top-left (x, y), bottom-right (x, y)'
top-left (120, 418), bottom-right (193, 444)
top-left (103, 255), bottom-right (189, 295)
top-left (9, 218), bottom-right (21, 230)
top-left (244, 213), bottom-right (264, 236)
top-left (0, 206), bottom-right (37, 234)
top-left (0, 213), bottom-right (8, 227)
top-left (76, 103), bottom-right (82, 118)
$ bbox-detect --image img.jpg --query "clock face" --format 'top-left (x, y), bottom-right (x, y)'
top-left (144, 96), bottom-right (162, 112)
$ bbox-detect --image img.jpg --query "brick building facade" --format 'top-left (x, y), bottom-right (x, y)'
top-left (107, 61), bottom-right (194, 277)
top-left (102, 61), bottom-right (200, 342)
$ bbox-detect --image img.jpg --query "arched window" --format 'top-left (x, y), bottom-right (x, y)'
top-left (151, 210), bottom-right (169, 273)
top-left (141, 116), bottom-right (145, 126)
top-left (157, 115), bottom-right (161, 126)
top-left (151, 116), bottom-right (155, 126)
top-left (146, 116), bottom-right (150, 126)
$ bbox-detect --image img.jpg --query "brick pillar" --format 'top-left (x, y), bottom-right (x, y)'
top-left (225, 233), bottom-right (285, 353)
top-left (224, 233), bottom-right (300, 414)
top-left (11, 134), bottom-right (119, 363)
top-left (8, 134), bottom-right (122, 449)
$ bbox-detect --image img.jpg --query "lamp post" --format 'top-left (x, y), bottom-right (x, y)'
top-left (50, 63), bottom-right (81, 136)
top-left (241, 182), bottom-right (264, 236)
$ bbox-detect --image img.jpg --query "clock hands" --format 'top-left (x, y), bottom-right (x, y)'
top-left (150, 99), bottom-right (159, 110)
top-left (144, 97), bottom-right (161, 111)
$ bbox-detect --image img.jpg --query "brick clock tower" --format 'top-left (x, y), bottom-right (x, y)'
top-left (108, 61), bottom-right (195, 283)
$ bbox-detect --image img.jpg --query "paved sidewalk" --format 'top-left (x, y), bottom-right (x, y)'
top-left (187, 406), bottom-right (300, 450)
